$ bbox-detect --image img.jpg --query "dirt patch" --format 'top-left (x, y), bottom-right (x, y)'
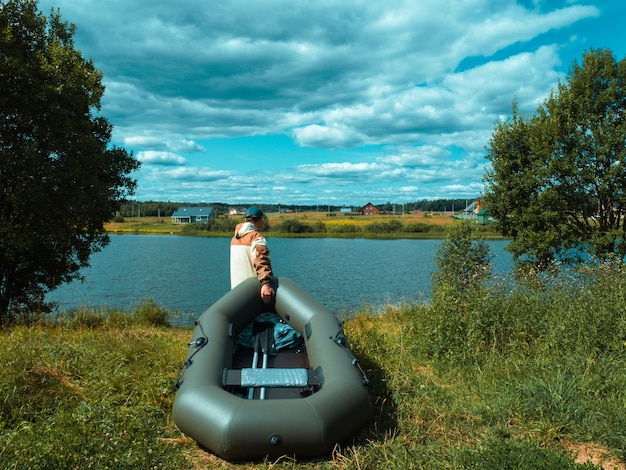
top-left (569, 442), bottom-right (625, 470)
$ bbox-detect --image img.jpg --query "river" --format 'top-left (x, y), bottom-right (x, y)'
top-left (46, 235), bottom-right (514, 318)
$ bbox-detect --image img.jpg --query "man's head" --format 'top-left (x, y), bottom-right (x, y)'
top-left (244, 206), bottom-right (263, 221)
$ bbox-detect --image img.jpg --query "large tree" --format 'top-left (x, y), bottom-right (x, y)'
top-left (0, 0), bottom-right (140, 322)
top-left (484, 48), bottom-right (626, 267)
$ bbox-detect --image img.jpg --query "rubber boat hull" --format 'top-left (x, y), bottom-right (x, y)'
top-left (172, 277), bottom-right (371, 461)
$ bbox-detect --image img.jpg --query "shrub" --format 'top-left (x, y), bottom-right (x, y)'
top-left (181, 222), bottom-right (206, 233)
top-left (311, 221), bottom-right (327, 233)
top-left (130, 299), bottom-right (170, 327)
top-left (364, 219), bottom-right (404, 233)
top-left (275, 219), bottom-right (313, 233)
top-left (404, 222), bottom-right (430, 233)
top-left (425, 221), bottom-right (493, 359)
top-left (205, 215), bottom-right (238, 233)
top-left (432, 221), bottom-right (492, 295)
top-left (327, 223), bottom-right (361, 233)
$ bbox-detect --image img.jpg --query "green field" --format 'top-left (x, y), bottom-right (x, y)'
top-left (105, 212), bottom-right (501, 239)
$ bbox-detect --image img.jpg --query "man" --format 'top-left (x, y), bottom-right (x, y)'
top-left (230, 206), bottom-right (275, 303)
top-left (230, 206), bottom-right (302, 352)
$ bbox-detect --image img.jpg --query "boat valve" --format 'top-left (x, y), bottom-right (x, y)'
top-left (269, 434), bottom-right (283, 446)
top-left (189, 337), bottom-right (207, 348)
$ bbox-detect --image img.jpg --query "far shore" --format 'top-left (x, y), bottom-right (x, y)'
top-left (105, 211), bottom-right (504, 239)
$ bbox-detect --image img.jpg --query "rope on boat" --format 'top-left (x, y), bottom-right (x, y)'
top-left (331, 330), bottom-right (369, 386)
top-left (173, 320), bottom-right (209, 390)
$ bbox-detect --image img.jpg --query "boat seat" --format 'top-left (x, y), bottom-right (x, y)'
top-left (223, 368), bottom-right (320, 388)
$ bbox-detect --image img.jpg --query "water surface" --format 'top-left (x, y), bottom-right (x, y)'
top-left (47, 235), bottom-right (513, 316)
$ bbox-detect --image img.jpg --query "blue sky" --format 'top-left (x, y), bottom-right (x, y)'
top-left (37, 0), bottom-right (626, 206)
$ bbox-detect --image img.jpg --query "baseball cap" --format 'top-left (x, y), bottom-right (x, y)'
top-left (244, 206), bottom-right (263, 219)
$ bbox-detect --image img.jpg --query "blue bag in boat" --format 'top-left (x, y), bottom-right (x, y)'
top-left (235, 312), bottom-right (303, 354)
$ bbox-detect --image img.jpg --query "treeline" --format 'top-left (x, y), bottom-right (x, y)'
top-left (118, 198), bottom-right (476, 217)
top-left (402, 199), bottom-right (471, 213)
top-left (117, 202), bottom-right (222, 218)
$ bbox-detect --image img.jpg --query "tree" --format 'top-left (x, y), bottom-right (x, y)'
top-left (484, 48), bottom-right (626, 267)
top-left (0, 0), bottom-right (140, 322)
top-left (431, 220), bottom-right (492, 298)
top-left (428, 220), bottom-right (492, 359)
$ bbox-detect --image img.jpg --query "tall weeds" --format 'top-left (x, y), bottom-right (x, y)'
top-left (355, 222), bottom-right (626, 468)
top-left (342, 222), bottom-right (625, 468)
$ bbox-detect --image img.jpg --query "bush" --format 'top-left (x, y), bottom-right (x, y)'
top-left (205, 215), bottom-right (238, 233)
top-left (275, 219), bottom-right (313, 233)
top-left (432, 221), bottom-right (492, 294)
top-left (364, 219), bottom-right (404, 233)
top-left (181, 222), bottom-right (206, 233)
top-left (404, 222), bottom-right (430, 233)
top-left (424, 221), bottom-right (493, 359)
top-left (130, 299), bottom-right (170, 327)
top-left (327, 223), bottom-right (361, 233)
top-left (424, 223), bottom-right (626, 363)
top-left (311, 221), bottom-right (327, 233)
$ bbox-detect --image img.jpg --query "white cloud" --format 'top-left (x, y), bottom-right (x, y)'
top-left (292, 124), bottom-right (367, 148)
top-left (377, 146), bottom-right (452, 167)
top-left (167, 139), bottom-right (206, 153)
top-left (154, 167), bottom-right (235, 182)
top-left (296, 161), bottom-right (385, 177)
top-left (138, 151), bottom-right (186, 166)
top-left (124, 136), bottom-right (164, 148)
top-left (81, 0), bottom-right (599, 143)
top-left (35, 0), bottom-right (613, 204)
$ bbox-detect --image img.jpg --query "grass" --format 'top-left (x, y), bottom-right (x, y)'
top-left (1, 265), bottom-right (625, 469)
top-left (105, 217), bottom-right (182, 235)
top-left (0, 321), bottom-right (188, 469)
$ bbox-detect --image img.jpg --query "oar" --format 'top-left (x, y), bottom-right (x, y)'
top-left (258, 322), bottom-right (275, 400)
top-left (247, 321), bottom-right (275, 399)
top-left (247, 322), bottom-right (262, 399)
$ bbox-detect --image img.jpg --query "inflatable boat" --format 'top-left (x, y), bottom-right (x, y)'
top-left (172, 277), bottom-right (371, 461)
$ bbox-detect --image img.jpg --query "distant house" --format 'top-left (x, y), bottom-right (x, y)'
top-left (171, 207), bottom-right (215, 224)
top-left (477, 209), bottom-right (490, 225)
top-left (461, 200), bottom-right (479, 219)
top-left (360, 202), bottom-right (380, 216)
top-left (461, 198), bottom-right (491, 223)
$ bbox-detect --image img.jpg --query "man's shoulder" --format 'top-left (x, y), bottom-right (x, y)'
top-left (232, 226), bottom-right (265, 246)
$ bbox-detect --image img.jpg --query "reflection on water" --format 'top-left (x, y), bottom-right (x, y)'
top-left (47, 235), bottom-right (513, 317)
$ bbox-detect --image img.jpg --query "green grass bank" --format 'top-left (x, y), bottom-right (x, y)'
top-left (105, 213), bottom-right (503, 240)
top-left (1, 264), bottom-right (625, 469)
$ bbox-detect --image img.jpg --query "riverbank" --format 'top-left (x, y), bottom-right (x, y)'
top-left (3, 265), bottom-right (625, 469)
top-left (105, 212), bottom-right (503, 239)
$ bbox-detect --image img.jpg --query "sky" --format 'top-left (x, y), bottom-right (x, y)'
top-left (36, 0), bottom-right (626, 206)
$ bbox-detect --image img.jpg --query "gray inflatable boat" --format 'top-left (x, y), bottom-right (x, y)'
top-left (172, 277), bottom-right (371, 461)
